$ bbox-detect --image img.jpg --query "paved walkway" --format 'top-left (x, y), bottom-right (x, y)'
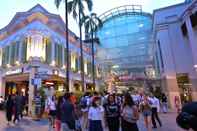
top-left (0, 111), bottom-right (184, 131)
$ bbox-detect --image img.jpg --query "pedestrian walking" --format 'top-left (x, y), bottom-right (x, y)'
top-left (46, 95), bottom-right (57, 128)
top-left (121, 93), bottom-right (139, 131)
top-left (61, 93), bottom-right (76, 131)
top-left (150, 94), bottom-right (162, 128)
top-left (88, 96), bottom-right (104, 131)
top-left (55, 96), bottom-right (62, 131)
top-left (5, 95), bottom-right (14, 125)
top-left (174, 96), bottom-right (181, 114)
top-left (140, 94), bottom-right (152, 131)
top-left (104, 94), bottom-right (120, 131)
top-left (161, 93), bottom-right (168, 113)
top-left (13, 92), bottom-right (23, 124)
top-left (80, 92), bottom-right (90, 130)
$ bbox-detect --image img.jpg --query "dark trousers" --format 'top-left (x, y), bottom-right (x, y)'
top-left (121, 118), bottom-right (139, 131)
top-left (151, 107), bottom-right (162, 127)
top-left (13, 112), bottom-right (20, 123)
top-left (107, 117), bottom-right (120, 131)
top-left (89, 120), bottom-right (103, 131)
top-left (13, 108), bottom-right (20, 123)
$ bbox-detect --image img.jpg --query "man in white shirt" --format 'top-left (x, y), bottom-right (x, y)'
top-left (150, 95), bottom-right (162, 128)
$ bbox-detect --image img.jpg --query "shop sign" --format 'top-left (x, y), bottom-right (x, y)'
top-left (35, 71), bottom-right (49, 79)
top-left (6, 68), bottom-right (22, 75)
top-left (32, 78), bottom-right (42, 88)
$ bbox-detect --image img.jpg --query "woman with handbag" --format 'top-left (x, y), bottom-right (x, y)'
top-left (46, 95), bottom-right (57, 129)
top-left (121, 93), bottom-right (139, 131)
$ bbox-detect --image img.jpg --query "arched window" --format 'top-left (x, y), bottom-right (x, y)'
top-left (26, 34), bottom-right (46, 61)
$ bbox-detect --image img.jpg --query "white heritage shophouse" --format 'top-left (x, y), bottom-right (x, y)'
top-left (0, 4), bottom-right (101, 113)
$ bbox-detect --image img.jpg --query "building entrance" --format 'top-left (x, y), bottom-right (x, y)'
top-left (176, 73), bottom-right (192, 104)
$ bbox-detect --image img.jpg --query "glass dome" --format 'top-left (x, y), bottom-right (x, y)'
top-left (96, 5), bottom-right (154, 76)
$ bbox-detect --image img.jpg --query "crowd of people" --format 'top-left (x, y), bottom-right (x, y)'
top-left (44, 91), bottom-right (166, 131)
top-left (4, 92), bottom-right (28, 125)
top-left (3, 89), bottom-right (197, 131)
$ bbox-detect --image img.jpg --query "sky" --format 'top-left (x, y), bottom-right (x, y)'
top-left (0, 0), bottom-right (184, 36)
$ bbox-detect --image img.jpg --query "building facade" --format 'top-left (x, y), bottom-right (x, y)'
top-left (96, 5), bottom-right (156, 92)
top-left (0, 4), bottom-right (101, 113)
top-left (153, 0), bottom-right (197, 109)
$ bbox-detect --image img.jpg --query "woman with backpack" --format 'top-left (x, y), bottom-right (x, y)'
top-left (104, 94), bottom-right (120, 131)
top-left (140, 94), bottom-right (152, 131)
top-left (121, 93), bottom-right (139, 131)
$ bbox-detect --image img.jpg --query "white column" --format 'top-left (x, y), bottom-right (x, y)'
top-left (185, 16), bottom-right (197, 64)
top-left (8, 45), bottom-right (11, 65)
top-left (157, 25), bottom-right (180, 110)
top-left (185, 15), bottom-right (197, 101)
top-left (28, 67), bottom-right (37, 116)
top-left (69, 79), bottom-right (73, 92)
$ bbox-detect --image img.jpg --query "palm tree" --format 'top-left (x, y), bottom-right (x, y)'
top-left (68, 0), bottom-right (93, 91)
top-left (54, 0), bottom-right (70, 91)
top-left (81, 13), bottom-right (102, 89)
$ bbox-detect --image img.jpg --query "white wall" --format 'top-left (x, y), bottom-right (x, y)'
top-left (168, 22), bottom-right (194, 74)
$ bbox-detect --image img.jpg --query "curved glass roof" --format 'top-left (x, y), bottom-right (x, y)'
top-left (96, 5), bottom-right (154, 76)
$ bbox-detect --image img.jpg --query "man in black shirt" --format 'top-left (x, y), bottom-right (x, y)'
top-left (161, 93), bottom-right (168, 113)
top-left (61, 93), bottom-right (75, 131)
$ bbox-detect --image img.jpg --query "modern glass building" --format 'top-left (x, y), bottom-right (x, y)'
top-left (96, 5), bottom-right (155, 91)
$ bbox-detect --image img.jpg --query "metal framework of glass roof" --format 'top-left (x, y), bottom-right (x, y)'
top-left (99, 5), bottom-right (152, 23)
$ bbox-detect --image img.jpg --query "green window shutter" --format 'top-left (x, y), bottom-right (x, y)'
top-left (15, 41), bottom-right (20, 61)
top-left (2, 48), bottom-right (6, 67)
top-left (78, 56), bottom-right (81, 72)
top-left (6, 46), bottom-right (10, 65)
top-left (64, 48), bottom-right (67, 66)
top-left (87, 62), bottom-right (92, 76)
top-left (21, 38), bottom-right (27, 63)
top-left (59, 44), bottom-right (63, 67)
top-left (75, 56), bottom-right (78, 72)
top-left (46, 39), bottom-right (52, 64)
top-left (55, 43), bottom-right (58, 66)
top-left (10, 43), bottom-right (15, 65)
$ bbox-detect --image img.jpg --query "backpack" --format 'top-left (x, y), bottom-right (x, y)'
top-left (80, 97), bottom-right (88, 108)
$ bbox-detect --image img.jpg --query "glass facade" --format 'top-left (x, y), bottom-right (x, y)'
top-left (97, 7), bottom-right (154, 77)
